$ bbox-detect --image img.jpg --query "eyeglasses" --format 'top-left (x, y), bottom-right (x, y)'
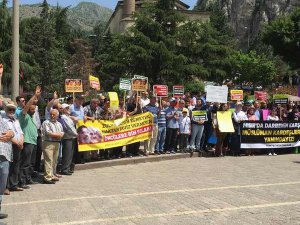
top-left (20, 100), bottom-right (25, 102)
top-left (8, 108), bottom-right (16, 112)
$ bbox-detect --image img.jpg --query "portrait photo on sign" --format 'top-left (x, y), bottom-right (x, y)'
top-left (77, 125), bottom-right (102, 144)
top-left (131, 78), bottom-right (148, 91)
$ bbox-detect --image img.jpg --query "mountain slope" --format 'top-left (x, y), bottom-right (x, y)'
top-left (10, 1), bottom-right (113, 32)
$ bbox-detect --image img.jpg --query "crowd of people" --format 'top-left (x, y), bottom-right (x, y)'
top-left (0, 85), bottom-right (299, 219)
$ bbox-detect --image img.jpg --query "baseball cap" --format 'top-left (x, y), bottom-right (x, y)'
top-left (61, 103), bottom-right (70, 109)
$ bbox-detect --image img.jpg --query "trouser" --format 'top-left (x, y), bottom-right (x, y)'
top-left (19, 143), bottom-right (35, 185)
top-left (34, 135), bottom-right (43, 172)
top-left (231, 130), bottom-right (241, 156)
top-left (190, 124), bottom-right (204, 150)
top-left (61, 139), bottom-right (75, 173)
top-left (8, 145), bottom-right (21, 189)
top-left (43, 141), bottom-right (60, 181)
top-left (179, 133), bottom-right (189, 150)
top-left (0, 156), bottom-right (9, 213)
top-left (145, 125), bottom-right (158, 154)
top-left (127, 142), bottom-right (140, 156)
top-left (165, 128), bottom-right (178, 151)
top-left (155, 126), bottom-right (166, 152)
top-left (203, 122), bottom-right (213, 150)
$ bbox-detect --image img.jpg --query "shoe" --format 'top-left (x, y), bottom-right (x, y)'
top-left (268, 153), bottom-right (272, 156)
top-left (0, 213), bottom-right (8, 219)
top-left (9, 187), bottom-right (24, 192)
top-left (55, 174), bottom-right (62, 178)
top-left (160, 151), bottom-right (165, 154)
top-left (166, 151), bottom-right (170, 154)
top-left (52, 176), bottom-right (60, 181)
top-left (170, 151), bottom-right (176, 154)
top-left (26, 180), bottom-right (38, 185)
top-left (61, 171), bottom-right (72, 176)
top-left (43, 180), bottom-right (56, 184)
top-left (19, 184), bottom-right (30, 189)
top-left (273, 153), bottom-right (277, 156)
top-left (4, 189), bottom-right (10, 195)
top-left (156, 152), bottom-right (161, 155)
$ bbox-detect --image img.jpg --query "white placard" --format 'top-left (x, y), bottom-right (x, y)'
top-left (206, 85), bottom-right (228, 103)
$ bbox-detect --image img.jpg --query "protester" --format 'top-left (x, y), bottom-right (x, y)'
top-left (253, 101), bottom-right (263, 121)
top-left (140, 91), bottom-right (150, 108)
top-left (179, 108), bottom-right (191, 152)
top-left (126, 94), bottom-right (143, 157)
top-left (215, 103), bottom-right (229, 157)
top-left (247, 107), bottom-right (257, 121)
top-left (143, 96), bottom-right (159, 155)
top-left (18, 87), bottom-right (41, 188)
top-left (0, 114), bottom-right (14, 219)
top-left (189, 99), bottom-right (205, 152)
top-left (60, 104), bottom-right (78, 175)
top-left (41, 109), bottom-right (64, 184)
top-left (3, 103), bottom-right (24, 194)
top-left (155, 99), bottom-right (167, 154)
top-left (232, 102), bottom-right (247, 156)
top-left (165, 98), bottom-right (180, 154)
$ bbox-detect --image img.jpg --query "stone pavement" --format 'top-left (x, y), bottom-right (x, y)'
top-left (2, 154), bottom-right (300, 225)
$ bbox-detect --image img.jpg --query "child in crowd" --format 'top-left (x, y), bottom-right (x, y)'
top-left (179, 108), bottom-right (191, 152)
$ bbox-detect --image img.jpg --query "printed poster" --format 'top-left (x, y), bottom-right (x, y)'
top-left (65, 79), bottom-right (83, 93)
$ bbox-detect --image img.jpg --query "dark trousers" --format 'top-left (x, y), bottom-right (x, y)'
top-left (111, 147), bottom-right (123, 158)
top-left (19, 143), bottom-right (35, 185)
top-left (61, 139), bottom-right (75, 173)
top-left (8, 145), bottom-right (21, 189)
top-left (34, 135), bottom-right (43, 172)
top-left (179, 133), bottom-right (189, 150)
top-left (73, 138), bottom-right (84, 164)
top-left (231, 129), bottom-right (241, 156)
top-left (165, 128), bottom-right (178, 151)
top-left (127, 142), bottom-right (140, 156)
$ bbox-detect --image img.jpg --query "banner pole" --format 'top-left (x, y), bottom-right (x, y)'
top-left (73, 92), bottom-right (75, 103)
top-left (123, 90), bottom-right (126, 110)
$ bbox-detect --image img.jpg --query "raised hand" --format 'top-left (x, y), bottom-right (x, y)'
top-left (53, 91), bottom-right (58, 99)
top-left (0, 64), bottom-right (3, 77)
top-left (35, 86), bottom-right (42, 98)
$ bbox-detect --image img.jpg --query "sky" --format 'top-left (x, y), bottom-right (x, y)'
top-left (8, 0), bottom-right (198, 10)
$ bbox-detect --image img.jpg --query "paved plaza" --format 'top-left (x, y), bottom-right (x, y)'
top-left (2, 154), bottom-right (300, 225)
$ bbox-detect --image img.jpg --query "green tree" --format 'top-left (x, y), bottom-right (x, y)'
top-left (230, 51), bottom-right (277, 88)
top-left (262, 8), bottom-right (300, 69)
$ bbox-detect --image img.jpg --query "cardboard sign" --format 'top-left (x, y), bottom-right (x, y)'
top-left (119, 78), bottom-right (131, 91)
top-left (206, 85), bottom-right (228, 103)
top-left (192, 110), bottom-right (207, 122)
top-left (65, 79), bottom-right (83, 93)
top-left (153, 85), bottom-right (168, 97)
top-left (262, 109), bottom-right (271, 120)
top-left (132, 77), bottom-right (148, 92)
top-left (173, 85), bottom-right (184, 98)
top-left (108, 92), bottom-right (119, 112)
top-left (217, 111), bottom-right (234, 133)
top-left (254, 91), bottom-right (267, 101)
top-left (89, 75), bottom-right (100, 90)
top-left (230, 90), bottom-right (243, 101)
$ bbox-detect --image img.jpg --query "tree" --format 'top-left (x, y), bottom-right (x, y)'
top-left (96, 0), bottom-right (207, 88)
top-left (230, 51), bottom-right (277, 89)
top-left (262, 8), bottom-right (300, 69)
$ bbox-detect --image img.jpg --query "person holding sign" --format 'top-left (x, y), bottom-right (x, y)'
top-left (232, 102), bottom-right (247, 156)
top-left (143, 96), bottom-right (159, 156)
top-left (189, 99), bottom-right (205, 152)
top-left (179, 108), bottom-right (191, 152)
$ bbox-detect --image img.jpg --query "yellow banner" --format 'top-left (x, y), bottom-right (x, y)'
top-left (217, 111), bottom-right (234, 133)
top-left (77, 112), bottom-right (153, 151)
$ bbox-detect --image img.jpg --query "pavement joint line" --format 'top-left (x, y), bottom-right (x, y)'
top-left (44, 200), bottom-right (300, 225)
top-left (3, 181), bottom-right (300, 207)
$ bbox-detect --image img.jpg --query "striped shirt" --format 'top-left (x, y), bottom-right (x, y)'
top-left (158, 109), bottom-right (166, 127)
top-left (3, 115), bottom-right (24, 142)
top-left (41, 119), bottom-right (64, 142)
top-left (0, 115), bottom-right (12, 162)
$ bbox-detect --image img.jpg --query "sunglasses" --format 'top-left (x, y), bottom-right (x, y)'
top-left (8, 108), bottom-right (16, 112)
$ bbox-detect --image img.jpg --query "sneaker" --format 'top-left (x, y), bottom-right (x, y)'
top-left (170, 151), bottom-right (176, 154)
top-left (273, 153), bottom-right (277, 156)
top-left (268, 153), bottom-right (272, 156)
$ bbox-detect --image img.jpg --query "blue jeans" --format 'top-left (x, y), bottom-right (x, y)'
top-left (155, 126), bottom-right (166, 152)
top-left (0, 157), bottom-right (9, 212)
top-left (190, 124), bottom-right (204, 150)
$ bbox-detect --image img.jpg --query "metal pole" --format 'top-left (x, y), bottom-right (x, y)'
top-left (12, 0), bottom-right (20, 100)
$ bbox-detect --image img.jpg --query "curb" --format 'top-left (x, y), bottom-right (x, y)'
top-left (75, 152), bottom-right (199, 170)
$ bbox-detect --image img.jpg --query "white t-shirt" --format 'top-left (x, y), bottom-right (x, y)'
top-left (232, 110), bottom-right (248, 122)
top-left (179, 116), bottom-right (191, 134)
top-left (140, 98), bottom-right (150, 108)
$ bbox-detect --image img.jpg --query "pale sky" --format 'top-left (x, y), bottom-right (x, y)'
top-left (7, 0), bottom-right (198, 10)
